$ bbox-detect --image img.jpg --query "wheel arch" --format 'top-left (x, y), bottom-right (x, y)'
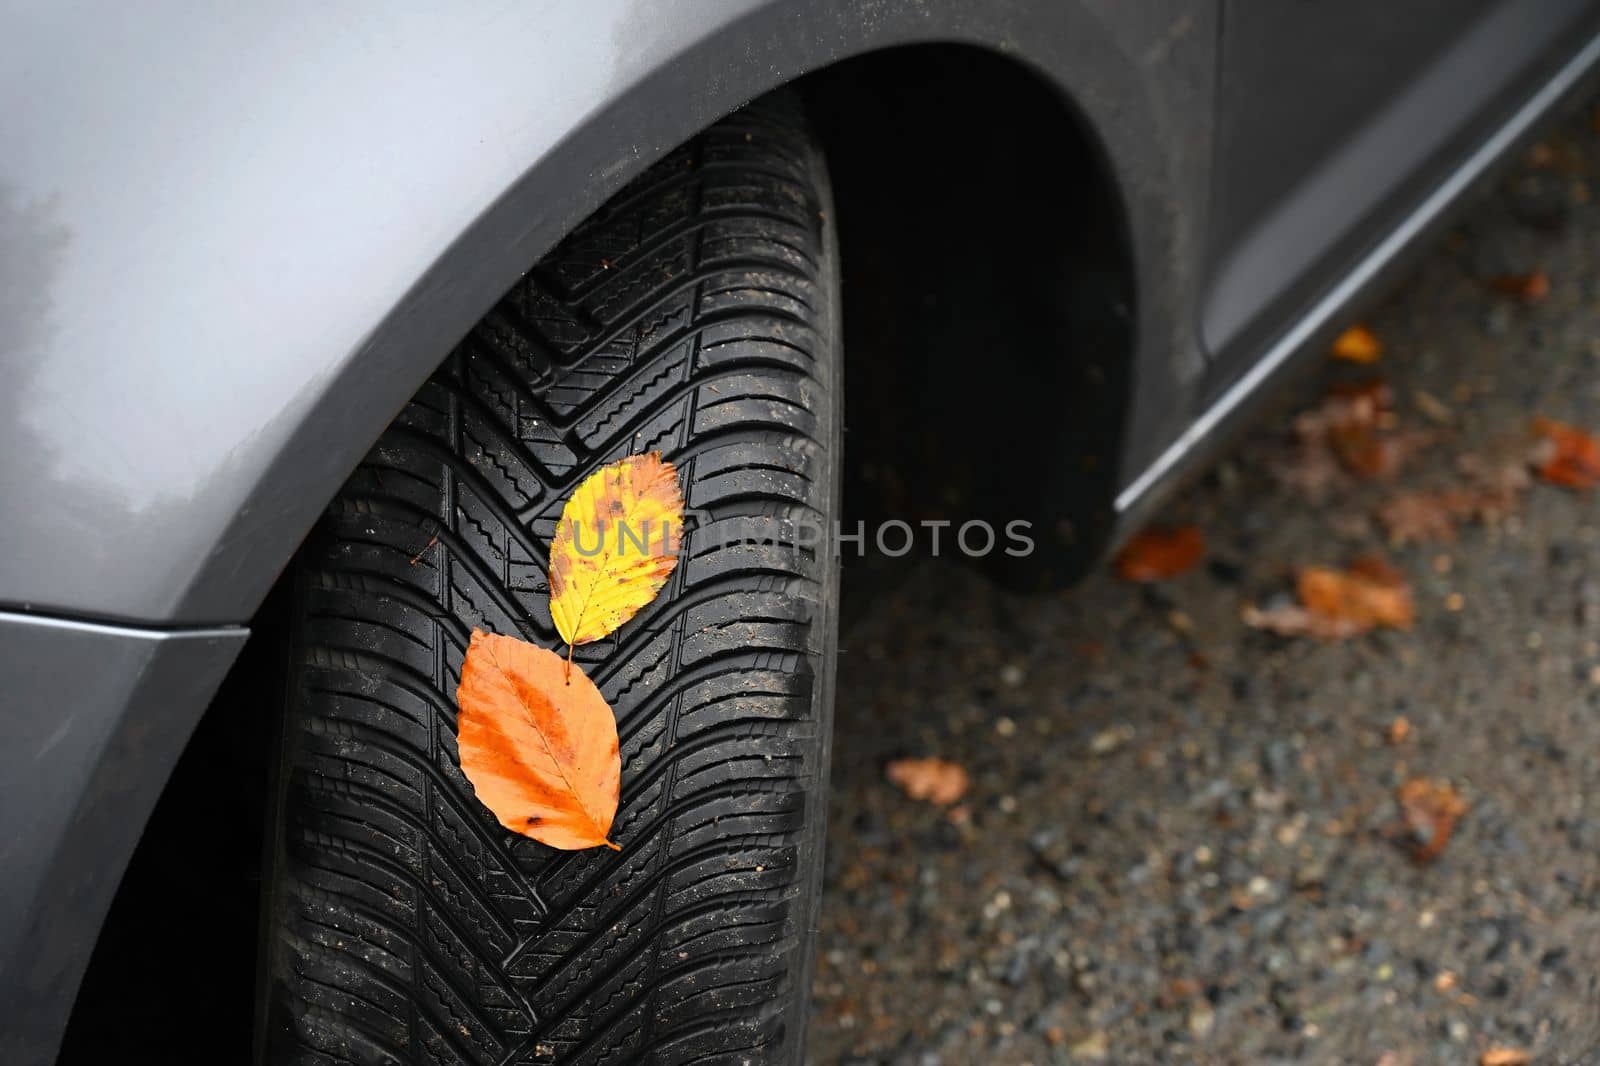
top-left (64, 46), bottom-right (1143, 1050)
top-left (198, 31), bottom-right (1154, 622)
top-left (30, 7), bottom-right (1205, 1056)
top-left (804, 45), bottom-right (1137, 582)
top-left (0, 1), bottom-right (1199, 627)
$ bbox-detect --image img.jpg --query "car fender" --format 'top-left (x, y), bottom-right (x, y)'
top-left (0, 0), bottom-right (1213, 626)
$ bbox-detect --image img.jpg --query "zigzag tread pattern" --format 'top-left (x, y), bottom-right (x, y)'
top-left (265, 91), bottom-right (836, 1066)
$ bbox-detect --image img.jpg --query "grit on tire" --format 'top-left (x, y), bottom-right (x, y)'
top-left (262, 94), bottom-right (840, 1066)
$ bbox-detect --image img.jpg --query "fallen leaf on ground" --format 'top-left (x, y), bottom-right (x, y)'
top-left (1485, 270), bottom-right (1550, 303)
top-left (1272, 435), bottom-right (1344, 500)
top-left (886, 757), bottom-right (970, 806)
top-left (1480, 1046), bottom-right (1531, 1066)
top-left (1330, 324), bottom-right (1382, 363)
top-left (1377, 452), bottom-right (1533, 544)
top-left (456, 629), bottom-right (622, 850)
top-left (1276, 381), bottom-right (1430, 494)
top-left (1461, 453), bottom-right (1533, 514)
top-left (1295, 380), bottom-right (1392, 438)
top-left (1376, 490), bottom-right (1472, 544)
top-left (1244, 557), bottom-right (1414, 640)
top-left (549, 452), bottom-right (684, 659)
top-left (1387, 716), bottom-right (1411, 745)
top-left (1114, 525), bottom-right (1204, 582)
top-left (1301, 557), bottom-right (1414, 629)
top-left (1242, 602), bottom-right (1363, 640)
top-left (1397, 776), bottom-right (1467, 863)
top-left (1328, 423), bottom-right (1430, 480)
top-left (1531, 417), bottom-right (1600, 489)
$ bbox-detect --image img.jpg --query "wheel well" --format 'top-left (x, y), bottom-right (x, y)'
top-left (59, 44), bottom-right (1136, 1059)
top-left (801, 44), bottom-right (1136, 585)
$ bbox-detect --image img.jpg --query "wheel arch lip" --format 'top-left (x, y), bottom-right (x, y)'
top-left (0, 0), bottom-right (1204, 627)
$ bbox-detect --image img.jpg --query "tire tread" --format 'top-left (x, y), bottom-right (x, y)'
top-left (265, 93), bottom-right (836, 1066)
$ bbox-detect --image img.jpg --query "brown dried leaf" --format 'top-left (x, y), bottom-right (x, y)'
top-left (1329, 324), bottom-right (1382, 363)
top-left (1277, 381), bottom-right (1427, 492)
top-left (1299, 557), bottom-right (1414, 631)
top-left (1114, 525), bottom-right (1205, 582)
top-left (1329, 424), bottom-right (1431, 480)
top-left (1397, 776), bottom-right (1467, 863)
top-left (1245, 558), bottom-right (1414, 641)
top-left (1485, 270), bottom-right (1550, 303)
top-left (886, 757), bottom-right (969, 806)
top-left (1459, 454), bottom-right (1533, 519)
top-left (1376, 490), bottom-right (1471, 545)
top-left (1272, 438), bottom-right (1345, 501)
top-left (1480, 1047), bottom-right (1531, 1066)
top-left (1377, 451), bottom-right (1534, 544)
top-left (1294, 380), bottom-right (1392, 439)
top-left (1531, 417), bottom-right (1600, 489)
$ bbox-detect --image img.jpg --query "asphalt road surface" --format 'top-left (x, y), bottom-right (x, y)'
top-left (808, 99), bottom-right (1600, 1064)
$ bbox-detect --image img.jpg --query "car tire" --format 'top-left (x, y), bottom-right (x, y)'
top-left (260, 91), bottom-right (840, 1065)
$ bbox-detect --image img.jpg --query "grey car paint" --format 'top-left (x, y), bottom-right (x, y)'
top-left (1121, 3), bottom-right (1600, 519)
top-left (1204, 0), bottom-right (1599, 377)
top-left (3, 1), bottom-right (1599, 1062)
top-left (0, 0), bottom-right (1214, 627)
top-left (0, 614), bottom-right (244, 1064)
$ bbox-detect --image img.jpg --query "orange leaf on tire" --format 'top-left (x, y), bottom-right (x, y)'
top-left (456, 629), bottom-right (621, 850)
top-left (1114, 525), bottom-right (1204, 582)
top-left (549, 452), bottom-right (684, 650)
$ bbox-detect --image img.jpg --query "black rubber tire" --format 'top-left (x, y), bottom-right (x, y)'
top-left (261, 93), bottom-right (839, 1066)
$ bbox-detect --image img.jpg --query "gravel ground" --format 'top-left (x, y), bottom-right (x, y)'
top-left (807, 101), bottom-right (1600, 1064)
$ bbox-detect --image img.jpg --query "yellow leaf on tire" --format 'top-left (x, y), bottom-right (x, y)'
top-left (549, 452), bottom-right (684, 648)
top-left (456, 629), bottom-right (621, 850)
